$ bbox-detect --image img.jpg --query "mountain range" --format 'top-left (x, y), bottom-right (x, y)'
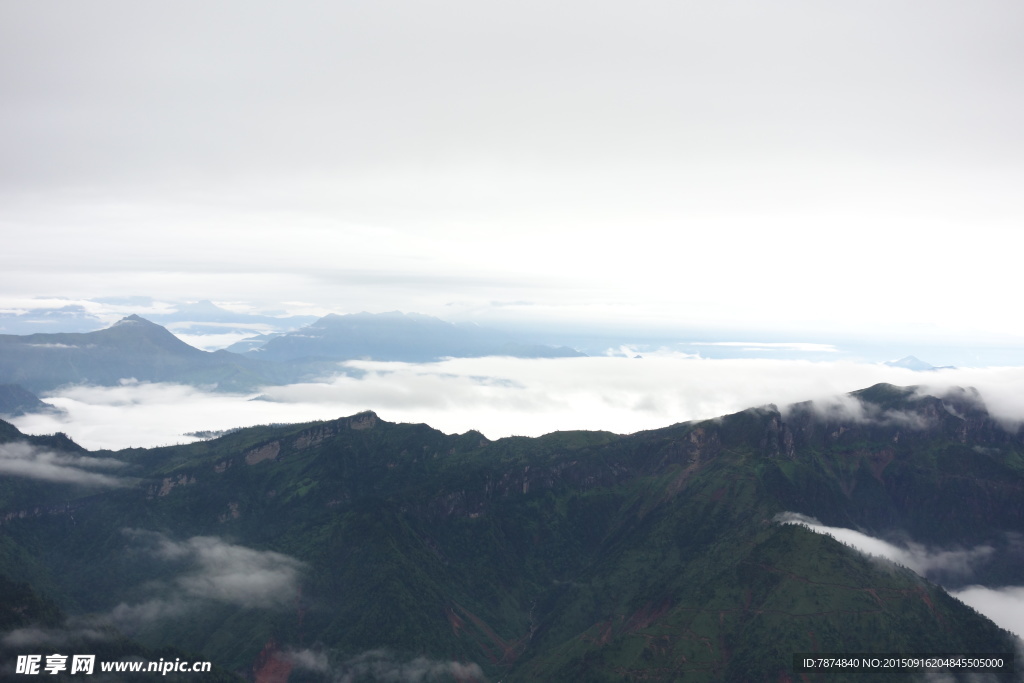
top-left (1, 384), bottom-right (1020, 681)
top-left (0, 300), bottom-right (318, 337)
top-left (0, 312), bottom-right (585, 399)
top-left (228, 311), bottom-right (585, 362)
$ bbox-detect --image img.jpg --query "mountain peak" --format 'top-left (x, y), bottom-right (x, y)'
top-left (883, 356), bottom-right (956, 372)
top-left (884, 355), bottom-right (935, 371)
top-left (114, 314), bottom-right (152, 325)
top-left (99, 315), bottom-right (201, 353)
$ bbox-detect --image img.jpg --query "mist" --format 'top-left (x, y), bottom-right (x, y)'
top-left (110, 531), bottom-right (304, 630)
top-left (0, 441), bottom-right (128, 486)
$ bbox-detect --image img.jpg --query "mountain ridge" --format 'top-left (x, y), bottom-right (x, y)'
top-left (1, 384), bottom-right (1021, 681)
top-left (234, 310), bottom-right (586, 362)
top-left (0, 313), bottom-right (587, 399)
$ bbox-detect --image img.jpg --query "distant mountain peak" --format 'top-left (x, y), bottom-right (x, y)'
top-left (884, 356), bottom-right (956, 372)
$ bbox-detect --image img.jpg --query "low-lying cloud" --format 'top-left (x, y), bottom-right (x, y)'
top-left (0, 441), bottom-right (127, 486)
top-left (330, 649), bottom-right (485, 683)
top-left (1, 624), bottom-right (113, 648)
top-left (792, 393), bottom-right (937, 431)
top-left (110, 531), bottom-right (304, 630)
top-left (281, 647), bottom-right (486, 682)
top-left (948, 586), bottom-right (1024, 639)
top-left (776, 513), bottom-right (995, 581)
top-left (7, 357), bottom-right (1024, 450)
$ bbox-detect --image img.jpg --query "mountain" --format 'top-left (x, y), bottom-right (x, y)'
top-left (0, 315), bottom-right (282, 393)
top-left (0, 385), bottom-right (1021, 681)
top-left (0, 300), bottom-right (319, 337)
top-left (0, 313), bottom-right (584, 395)
top-left (0, 384), bottom-right (60, 417)
top-left (232, 311), bottom-right (586, 362)
top-left (884, 356), bottom-right (957, 371)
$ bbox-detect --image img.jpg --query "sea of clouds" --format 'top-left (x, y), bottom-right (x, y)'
top-left (9, 355), bottom-right (1024, 451)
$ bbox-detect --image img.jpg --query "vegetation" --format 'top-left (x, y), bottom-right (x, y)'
top-left (1, 384), bottom-right (1021, 681)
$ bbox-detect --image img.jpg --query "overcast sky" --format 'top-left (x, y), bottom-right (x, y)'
top-left (2, 1), bottom-right (1023, 347)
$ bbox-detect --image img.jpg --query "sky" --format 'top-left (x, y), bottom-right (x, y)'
top-left (2, 0), bottom-right (1024, 352)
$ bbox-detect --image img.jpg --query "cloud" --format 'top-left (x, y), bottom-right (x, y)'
top-left (776, 513), bottom-right (995, 582)
top-left (692, 342), bottom-right (839, 353)
top-left (285, 648), bottom-right (331, 674)
top-left (332, 649), bottom-right (485, 683)
top-left (791, 393), bottom-right (937, 430)
top-left (170, 331), bottom-right (260, 352)
top-left (2, 1), bottom-right (1023, 346)
top-left (8, 357), bottom-right (1024, 451)
top-left (0, 441), bottom-right (127, 487)
top-left (1, 624), bottom-right (112, 648)
top-left (280, 647), bottom-right (487, 683)
top-left (949, 586), bottom-right (1024, 639)
top-left (776, 513), bottom-right (1024, 647)
top-left (9, 381), bottom-right (336, 450)
top-left (109, 531), bottom-right (304, 630)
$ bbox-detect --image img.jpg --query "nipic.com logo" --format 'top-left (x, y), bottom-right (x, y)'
top-left (15, 654), bottom-right (213, 675)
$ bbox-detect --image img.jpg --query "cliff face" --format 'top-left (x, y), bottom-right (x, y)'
top-left (1, 384), bottom-right (1022, 682)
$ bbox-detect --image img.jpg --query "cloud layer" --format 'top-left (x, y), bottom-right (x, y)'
top-left (2, 2), bottom-right (1024, 344)
top-left (9, 356), bottom-right (1024, 450)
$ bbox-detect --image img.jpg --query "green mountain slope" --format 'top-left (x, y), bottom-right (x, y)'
top-left (0, 384), bottom-right (1020, 681)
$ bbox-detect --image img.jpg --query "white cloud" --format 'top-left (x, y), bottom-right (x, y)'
top-left (110, 531), bottom-right (304, 630)
top-left (10, 382), bottom-right (336, 450)
top-left (950, 586), bottom-right (1024, 638)
top-left (170, 331), bottom-right (260, 351)
top-left (1, 625), bottom-right (112, 648)
top-left (792, 393), bottom-right (937, 431)
top-left (0, 441), bottom-right (127, 487)
top-left (285, 648), bottom-right (330, 674)
top-left (776, 513), bottom-right (995, 581)
top-left (692, 342), bottom-right (839, 353)
top-left (333, 649), bottom-right (485, 683)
